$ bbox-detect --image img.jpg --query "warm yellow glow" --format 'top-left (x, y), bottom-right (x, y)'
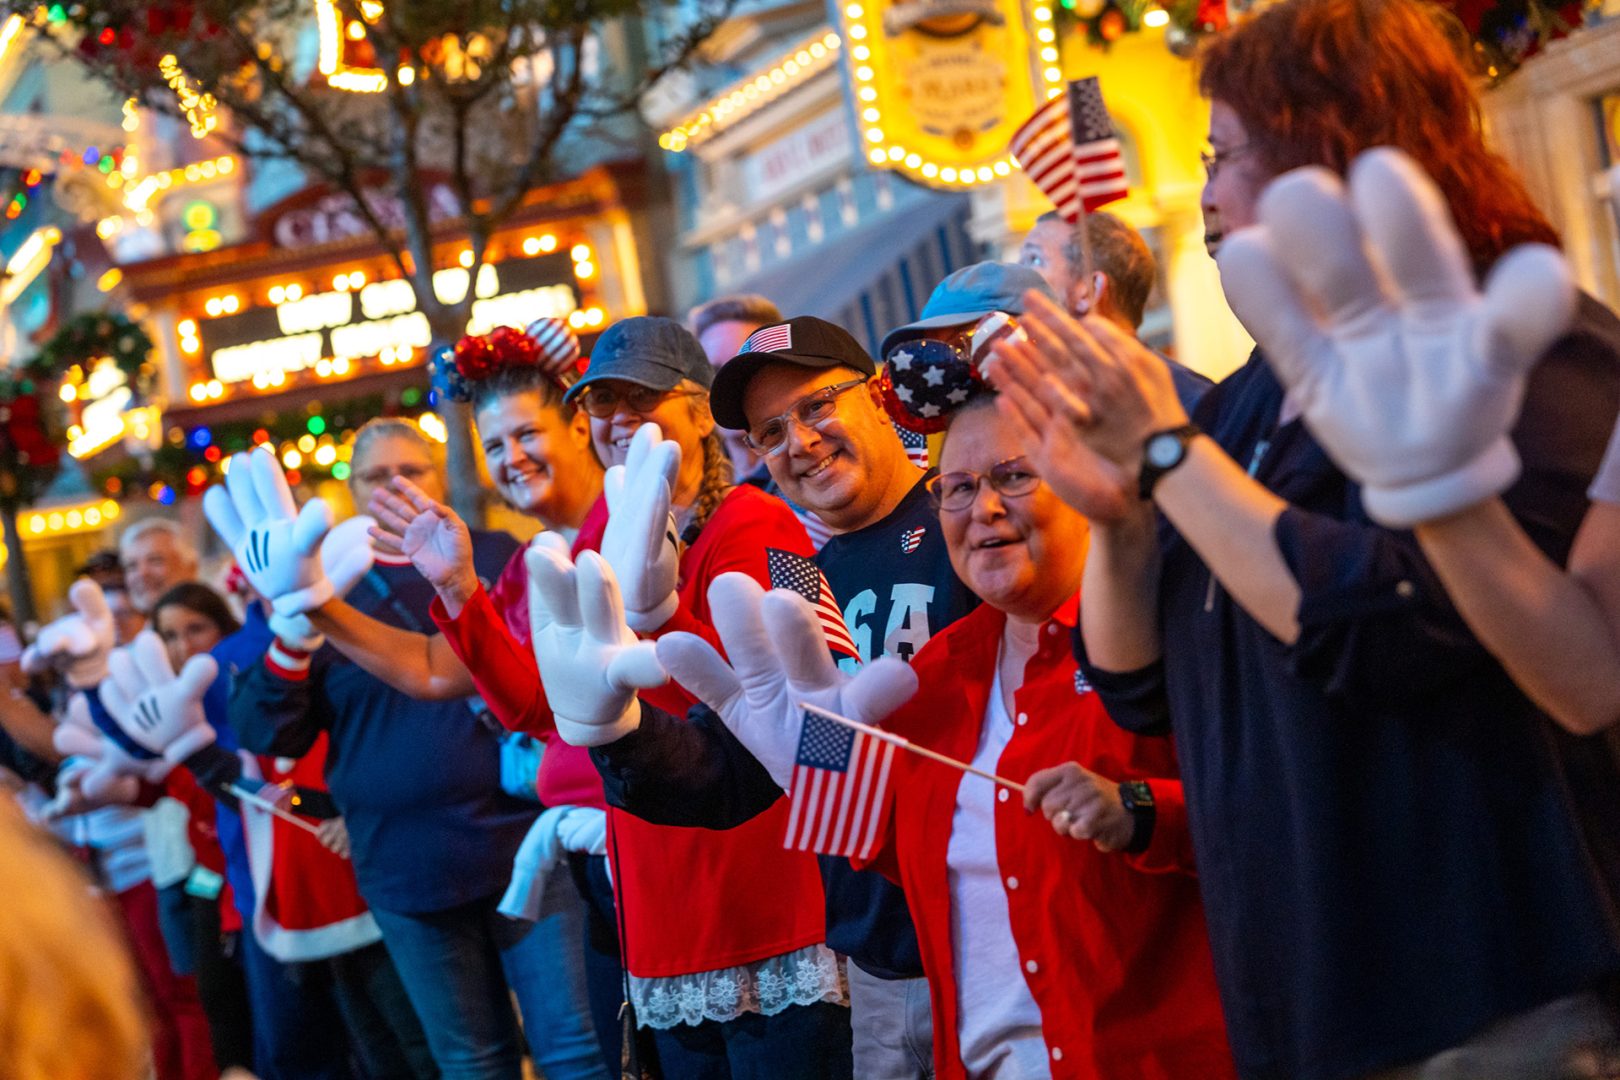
top-left (298, 434), bottom-right (317, 453)
top-left (522, 237), bottom-right (541, 256)
top-left (416, 413), bottom-right (448, 443)
top-left (1143, 7), bottom-right (1170, 26)
top-left (178, 319), bottom-right (198, 337)
top-left (282, 449), bottom-right (303, 469)
top-left (660, 29), bottom-right (843, 151)
top-left (458, 250), bottom-right (474, 268)
top-left (573, 261), bottom-right (595, 280)
top-left (314, 444), bottom-right (338, 467)
top-left (59, 383), bottom-right (75, 402)
top-left (0, 227), bottom-right (60, 305)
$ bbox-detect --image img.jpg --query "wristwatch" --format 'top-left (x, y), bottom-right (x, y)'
top-left (1138, 423), bottom-right (1202, 501)
top-left (1117, 780), bottom-right (1156, 854)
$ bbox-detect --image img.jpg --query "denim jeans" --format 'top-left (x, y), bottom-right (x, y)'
top-left (846, 966), bottom-right (935, 1080)
top-left (650, 1001), bottom-right (854, 1080)
top-left (370, 875), bottom-right (608, 1080)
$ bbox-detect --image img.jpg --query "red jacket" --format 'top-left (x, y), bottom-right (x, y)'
top-left (436, 485), bottom-right (829, 978)
top-left (857, 596), bottom-right (1236, 1080)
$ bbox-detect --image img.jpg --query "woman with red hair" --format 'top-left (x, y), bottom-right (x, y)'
top-left (989, 0), bottom-right (1620, 1077)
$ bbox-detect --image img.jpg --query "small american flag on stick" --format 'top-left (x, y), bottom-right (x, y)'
top-left (1010, 77), bottom-right (1129, 223)
top-left (767, 548), bottom-right (861, 661)
top-left (784, 707), bottom-right (896, 858)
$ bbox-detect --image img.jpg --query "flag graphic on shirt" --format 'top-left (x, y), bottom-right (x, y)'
top-left (767, 548), bottom-right (860, 661)
top-left (739, 322), bottom-right (794, 354)
top-left (900, 526), bottom-right (925, 555)
top-left (784, 707), bottom-right (895, 859)
top-left (1010, 77), bottom-right (1129, 223)
top-left (896, 425), bottom-right (930, 469)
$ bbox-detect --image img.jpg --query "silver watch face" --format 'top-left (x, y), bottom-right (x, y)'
top-left (1146, 433), bottom-right (1182, 469)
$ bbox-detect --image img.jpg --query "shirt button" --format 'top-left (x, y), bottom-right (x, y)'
top-left (1006, 876), bottom-right (1019, 890)
top-left (997, 788), bottom-right (1009, 803)
top-left (1025, 959), bottom-right (1039, 974)
top-left (1046, 624), bottom-right (1059, 636)
top-left (1016, 712), bottom-right (1028, 726)
top-left (1051, 1047), bottom-right (1063, 1062)
top-left (1395, 580), bottom-right (1415, 599)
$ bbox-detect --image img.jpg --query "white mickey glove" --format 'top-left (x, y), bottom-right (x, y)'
top-left (98, 630), bottom-right (219, 764)
top-left (43, 695), bottom-right (170, 819)
top-left (526, 533), bottom-right (669, 747)
top-left (654, 574), bottom-right (918, 791)
top-left (599, 423), bottom-right (682, 634)
top-left (204, 449), bottom-right (357, 616)
top-left (1217, 147), bottom-right (1576, 527)
top-left (23, 579), bottom-right (117, 688)
top-left (264, 515), bottom-right (377, 650)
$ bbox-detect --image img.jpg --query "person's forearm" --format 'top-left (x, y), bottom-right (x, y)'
top-left (1154, 436), bottom-right (1300, 644)
top-left (308, 600), bottom-right (473, 700)
top-left (1082, 503), bottom-right (1165, 672)
top-left (0, 688), bottom-right (61, 763)
top-left (436, 568), bottom-right (481, 621)
top-left (1417, 500), bottom-right (1620, 734)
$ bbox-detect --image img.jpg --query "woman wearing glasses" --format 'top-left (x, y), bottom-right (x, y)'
top-left (362, 317), bottom-right (847, 1078)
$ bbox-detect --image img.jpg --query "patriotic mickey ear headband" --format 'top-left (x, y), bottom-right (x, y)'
top-left (430, 318), bottom-right (585, 403)
top-left (879, 312), bottom-right (1025, 434)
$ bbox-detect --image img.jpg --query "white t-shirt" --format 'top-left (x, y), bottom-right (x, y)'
top-left (945, 664), bottom-right (1051, 1079)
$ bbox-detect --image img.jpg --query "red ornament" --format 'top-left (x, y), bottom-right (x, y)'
top-left (487, 325), bottom-right (541, 369)
top-left (453, 333), bottom-right (498, 380)
top-left (1098, 6), bottom-right (1128, 41)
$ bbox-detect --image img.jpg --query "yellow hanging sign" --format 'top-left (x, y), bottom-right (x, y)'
top-left (840, 0), bottom-right (1064, 189)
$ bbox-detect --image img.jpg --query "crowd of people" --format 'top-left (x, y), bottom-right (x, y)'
top-left (6, 0), bottom-right (1620, 1077)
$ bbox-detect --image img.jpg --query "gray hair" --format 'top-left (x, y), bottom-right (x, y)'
top-left (351, 418), bottom-right (444, 477)
top-left (118, 517), bottom-right (199, 568)
top-left (689, 295), bottom-right (783, 339)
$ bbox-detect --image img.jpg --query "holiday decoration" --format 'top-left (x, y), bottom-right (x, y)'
top-left (38, 312), bottom-right (156, 397)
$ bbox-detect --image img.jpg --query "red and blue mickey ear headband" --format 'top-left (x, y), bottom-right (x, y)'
top-left (430, 317), bottom-right (584, 403)
top-left (878, 313), bottom-right (1025, 434)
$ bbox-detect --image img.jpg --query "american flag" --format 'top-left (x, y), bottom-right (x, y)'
top-left (1009, 77), bottom-right (1128, 223)
top-left (739, 323), bottom-right (793, 354)
top-left (784, 708), bottom-right (895, 858)
top-left (897, 425), bottom-right (929, 469)
top-left (768, 548), bottom-right (861, 660)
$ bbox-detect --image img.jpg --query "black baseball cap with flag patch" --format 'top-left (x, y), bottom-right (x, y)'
top-left (709, 316), bottom-right (877, 431)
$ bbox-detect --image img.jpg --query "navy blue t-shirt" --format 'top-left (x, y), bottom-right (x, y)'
top-left (230, 529), bottom-right (538, 915)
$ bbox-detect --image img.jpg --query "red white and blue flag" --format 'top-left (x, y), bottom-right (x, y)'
top-left (739, 323), bottom-right (794, 354)
top-left (1010, 76), bottom-right (1129, 223)
top-left (784, 707), bottom-right (895, 858)
top-left (896, 425), bottom-right (930, 470)
top-left (768, 548), bottom-right (860, 661)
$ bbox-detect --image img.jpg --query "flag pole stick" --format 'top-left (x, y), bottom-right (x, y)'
top-left (800, 703), bottom-right (1026, 794)
top-left (225, 782), bottom-right (326, 838)
top-left (1066, 79), bottom-right (1099, 307)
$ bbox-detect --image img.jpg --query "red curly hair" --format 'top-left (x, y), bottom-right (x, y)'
top-left (1198, 0), bottom-right (1558, 268)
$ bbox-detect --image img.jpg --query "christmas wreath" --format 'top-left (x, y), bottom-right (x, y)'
top-left (38, 312), bottom-right (156, 396)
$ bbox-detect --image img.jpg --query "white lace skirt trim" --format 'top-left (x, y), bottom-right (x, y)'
top-left (629, 944), bottom-right (849, 1029)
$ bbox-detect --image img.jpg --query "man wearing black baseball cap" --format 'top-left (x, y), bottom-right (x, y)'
top-left (601, 312), bottom-right (983, 1079)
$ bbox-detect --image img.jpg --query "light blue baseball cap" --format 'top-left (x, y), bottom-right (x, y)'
top-left (879, 262), bottom-right (1057, 359)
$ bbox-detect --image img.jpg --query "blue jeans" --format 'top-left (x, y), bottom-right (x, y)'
top-left (651, 1001), bottom-right (854, 1080)
top-left (370, 876), bottom-right (608, 1080)
top-left (239, 928), bottom-right (354, 1080)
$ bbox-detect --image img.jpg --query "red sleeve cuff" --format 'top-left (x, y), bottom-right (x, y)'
top-left (265, 641), bottom-right (313, 681)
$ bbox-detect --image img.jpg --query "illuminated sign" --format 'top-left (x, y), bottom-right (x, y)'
top-left (196, 252), bottom-right (579, 385)
top-left (839, 0), bottom-right (1061, 188)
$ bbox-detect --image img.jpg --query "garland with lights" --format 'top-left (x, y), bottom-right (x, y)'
top-left (0, 357), bottom-right (65, 509)
top-left (39, 312), bottom-right (156, 395)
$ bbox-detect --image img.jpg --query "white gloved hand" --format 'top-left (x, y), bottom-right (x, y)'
top-left (1217, 147), bottom-right (1576, 527)
top-left (264, 515), bottom-right (376, 650)
top-left (526, 533), bottom-right (669, 747)
top-left (204, 449), bottom-right (359, 616)
top-left (99, 631), bottom-right (219, 764)
top-left (599, 423), bottom-right (682, 634)
top-left (654, 573), bottom-right (918, 791)
top-left (23, 579), bottom-right (117, 688)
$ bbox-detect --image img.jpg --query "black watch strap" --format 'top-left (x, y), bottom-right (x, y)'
top-left (1118, 780), bottom-right (1156, 854)
top-left (1138, 423), bottom-right (1202, 501)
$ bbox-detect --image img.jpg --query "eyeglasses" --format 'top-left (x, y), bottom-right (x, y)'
top-left (1200, 143), bottom-right (1253, 180)
top-left (577, 384), bottom-right (703, 419)
top-left (744, 378), bottom-right (869, 456)
top-left (354, 462), bottom-right (435, 488)
top-left (925, 456), bottom-right (1041, 513)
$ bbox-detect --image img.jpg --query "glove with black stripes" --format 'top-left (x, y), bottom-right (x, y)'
top-left (98, 630), bottom-right (218, 764)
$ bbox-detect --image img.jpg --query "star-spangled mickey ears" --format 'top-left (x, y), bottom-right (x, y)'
top-left (430, 319), bottom-right (585, 403)
top-left (878, 313), bottom-right (1021, 434)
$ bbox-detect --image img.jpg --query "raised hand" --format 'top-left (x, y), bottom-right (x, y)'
top-left (267, 514), bottom-right (376, 648)
top-left (99, 631), bottom-right (219, 764)
top-left (204, 449), bottom-right (342, 616)
top-left (368, 475), bottom-right (477, 599)
top-left (39, 756), bottom-right (142, 820)
top-left (1216, 147), bottom-right (1575, 527)
top-left (22, 579), bottom-right (117, 687)
top-left (526, 533), bottom-right (668, 747)
top-left (599, 423), bottom-right (682, 634)
top-left (654, 573), bottom-right (918, 790)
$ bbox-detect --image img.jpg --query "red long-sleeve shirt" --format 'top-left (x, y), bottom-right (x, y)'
top-left (435, 485), bottom-right (830, 979)
top-left (856, 595), bottom-right (1236, 1080)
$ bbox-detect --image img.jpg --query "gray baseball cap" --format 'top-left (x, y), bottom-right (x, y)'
top-left (879, 262), bottom-right (1057, 359)
top-left (563, 316), bottom-right (714, 404)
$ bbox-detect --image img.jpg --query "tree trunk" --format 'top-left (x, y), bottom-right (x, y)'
top-left (1, 502), bottom-right (37, 631)
top-left (423, 308), bottom-right (486, 526)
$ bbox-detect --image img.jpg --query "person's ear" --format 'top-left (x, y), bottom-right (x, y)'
top-left (1071, 272), bottom-right (1110, 318)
